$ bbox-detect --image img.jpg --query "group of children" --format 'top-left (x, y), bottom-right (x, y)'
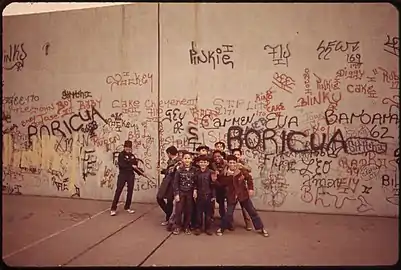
top-left (157, 142), bottom-right (269, 237)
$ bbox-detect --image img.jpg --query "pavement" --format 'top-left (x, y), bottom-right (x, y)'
top-left (2, 195), bottom-right (399, 266)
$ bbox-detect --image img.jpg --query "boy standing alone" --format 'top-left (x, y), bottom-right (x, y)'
top-left (110, 140), bottom-right (138, 216)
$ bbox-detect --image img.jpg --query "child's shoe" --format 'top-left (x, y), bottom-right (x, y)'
top-left (260, 228), bottom-right (269, 237)
top-left (216, 228), bottom-right (223, 236)
top-left (172, 228), bottom-right (180, 235)
top-left (205, 230), bottom-right (213, 236)
top-left (194, 229), bottom-right (202, 235)
top-left (184, 228), bottom-right (192, 235)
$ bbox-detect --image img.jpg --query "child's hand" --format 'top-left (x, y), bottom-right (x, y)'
top-left (174, 195), bottom-right (180, 202)
top-left (193, 190), bottom-right (197, 199)
top-left (248, 190), bottom-right (254, 197)
top-left (211, 172), bottom-right (217, 181)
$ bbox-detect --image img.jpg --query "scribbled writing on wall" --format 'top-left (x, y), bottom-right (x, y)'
top-left (3, 43), bottom-right (28, 71)
top-left (264, 43), bottom-right (291, 67)
top-left (316, 40), bottom-right (360, 62)
top-left (384, 34), bottom-right (399, 57)
top-left (189, 41), bottom-right (234, 69)
top-left (61, 89), bottom-right (92, 100)
top-left (27, 106), bottom-right (107, 141)
top-left (106, 71), bottom-right (154, 92)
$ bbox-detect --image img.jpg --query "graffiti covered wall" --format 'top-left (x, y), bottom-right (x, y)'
top-left (2, 3), bottom-right (399, 216)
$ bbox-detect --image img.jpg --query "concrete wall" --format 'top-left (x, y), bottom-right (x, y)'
top-left (2, 2), bottom-right (131, 16)
top-left (2, 3), bottom-right (399, 217)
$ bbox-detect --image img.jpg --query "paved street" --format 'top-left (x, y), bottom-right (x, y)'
top-left (2, 195), bottom-right (398, 266)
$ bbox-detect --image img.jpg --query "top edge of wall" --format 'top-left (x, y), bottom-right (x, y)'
top-left (2, 2), bottom-right (134, 16)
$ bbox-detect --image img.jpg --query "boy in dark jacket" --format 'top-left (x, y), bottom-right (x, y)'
top-left (172, 151), bottom-right (197, 235)
top-left (210, 150), bottom-right (227, 219)
top-left (157, 146), bottom-right (180, 226)
top-left (215, 155), bottom-right (269, 237)
top-left (110, 140), bottom-right (138, 216)
top-left (193, 155), bottom-right (216, 235)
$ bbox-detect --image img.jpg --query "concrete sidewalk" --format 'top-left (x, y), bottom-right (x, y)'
top-left (2, 195), bottom-right (398, 266)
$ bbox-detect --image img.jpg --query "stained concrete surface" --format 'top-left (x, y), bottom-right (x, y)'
top-left (2, 195), bottom-right (399, 266)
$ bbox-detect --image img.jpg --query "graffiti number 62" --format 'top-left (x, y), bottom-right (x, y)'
top-left (369, 125), bottom-right (393, 139)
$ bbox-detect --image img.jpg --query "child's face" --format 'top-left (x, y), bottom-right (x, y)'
top-left (124, 147), bottom-right (132, 153)
top-left (233, 151), bottom-right (241, 159)
top-left (199, 160), bottom-right (209, 169)
top-left (213, 153), bottom-right (223, 163)
top-left (215, 143), bottom-right (224, 151)
top-left (182, 154), bottom-right (192, 166)
top-left (227, 160), bottom-right (237, 171)
top-left (199, 149), bottom-right (208, 155)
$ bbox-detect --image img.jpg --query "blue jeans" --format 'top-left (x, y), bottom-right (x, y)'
top-left (221, 198), bottom-right (264, 230)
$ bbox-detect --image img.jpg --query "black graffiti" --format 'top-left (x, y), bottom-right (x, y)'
top-left (27, 106), bottom-right (107, 142)
top-left (82, 149), bottom-right (97, 181)
top-left (107, 112), bottom-right (135, 132)
top-left (19, 165), bottom-right (42, 175)
top-left (316, 40), bottom-right (360, 60)
top-left (187, 126), bottom-right (202, 151)
top-left (71, 185), bottom-right (81, 198)
top-left (369, 125), bottom-right (394, 139)
top-left (189, 41), bottom-right (234, 69)
top-left (362, 185), bottom-right (372, 194)
top-left (227, 125), bottom-right (347, 157)
top-left (3, 94), bottom-right (39, 106)
top-left (345, 137), bottom-right (387, 155)
top-left (52, 176), bottom-right (69, 191)
top-left (62, 89), bottom-right (92, 100)
top-left (3, 43), bottom-right (27, 71)
top-left (251, 114), bottom-right (299, 130)
top-left (384, 34), bottom-right (399, 57)
top-left (300, 157), bottom-right (332, 177)
top-left (134, 178), bottom-right (157, 191)
top-left (264, 43), bottom-right (291, 67)
top-left (325, 109), bottom-right (399, 126)
top-left (2, 183), bottom-right (22, 195)
top-left (382, 174), bottom-right (398, 188)
top-left (270, 155), bottom-right (297, 174)
top-left (162, 108), bottom-right (186, 134)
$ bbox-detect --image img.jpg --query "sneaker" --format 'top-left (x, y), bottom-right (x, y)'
top-left (172, 228), bottom-right (180, 235)
top-left (126, 209), bottom-right (135, 214)
top-left (205, 230), bottom-right (213, 236)
top-left (246, 226), bottom-right (252, 231)
top-left (184, 228), bottom-right (192, 235)
top-left (216, 228), bottom-right (223, 236)
top-left (261, 228), bottom-right (269, 237)
top-left (110, 210), bottom-right (116, 216)
top-left (161, 221), bottom-right (169, 226)
top-left (194, 229), bottom-right (202, 236)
